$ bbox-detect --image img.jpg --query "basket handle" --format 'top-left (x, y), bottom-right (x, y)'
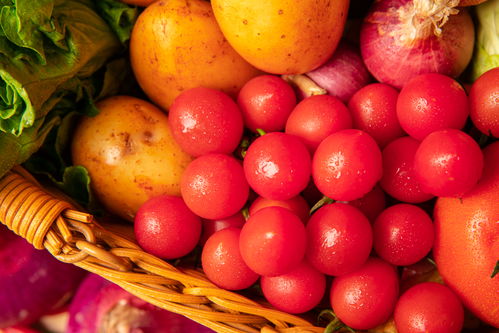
top-left (0, 168), bottom-right (325, 333)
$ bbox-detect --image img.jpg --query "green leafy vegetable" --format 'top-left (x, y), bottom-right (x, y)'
top-left (0, 0), bottom-right (136, 180)
top-left (471, 0), bottom-right (499, 81)
top-left (95, 0), bottom-right (139, 45)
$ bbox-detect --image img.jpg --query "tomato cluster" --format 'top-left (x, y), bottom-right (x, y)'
top-left (133, 68), bottom-right (498, 332)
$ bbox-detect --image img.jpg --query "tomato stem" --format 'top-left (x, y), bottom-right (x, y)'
top-left (310, 196), bottom-right (334, 215)
top-left (241, 207), bottom-right (249, 221)
top-left (319, 309), bottom-right (354, 333)
top-left (255, 128), bottom-right (267, 137)
top-left (282, 74), bottom-right (327, 98)
top-left (238, 137), bottom-right (251, 159)
top-left (427, 257), bottom-right (436, 266)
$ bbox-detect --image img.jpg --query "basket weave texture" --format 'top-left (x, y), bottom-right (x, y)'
top-left (0, 167), bottom-right (327, 333)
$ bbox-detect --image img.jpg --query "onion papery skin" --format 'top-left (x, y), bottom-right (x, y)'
top-left (360, 0), bottom-right (474, 89)
top-left (0, 226), bottom-right (86, 328)
top-left (68, 274), bottom-right (214, 333)
top-left (305, 41), bottom-right (372, 103)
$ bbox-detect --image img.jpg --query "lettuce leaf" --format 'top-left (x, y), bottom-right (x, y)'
top-left (95, 0), bottom-right (138, 45)
top-left (0, 0), bottom-right (135, 180)
top-left (471, 0), bottom-right (499, 81)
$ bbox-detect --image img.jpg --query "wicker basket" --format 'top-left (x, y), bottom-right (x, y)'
top-left (0, 166), bottom-right (330, 333)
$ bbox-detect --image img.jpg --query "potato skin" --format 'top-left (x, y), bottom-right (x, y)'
top-left (130, 0), bottom-right (261, 111)
top-left (211, 0), bottom-right (349, 74)
top-left (71, 96), bottom-right (193, 221)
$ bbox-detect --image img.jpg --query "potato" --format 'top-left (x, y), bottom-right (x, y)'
top-left (211, 0), bottom-right (349, 74)
top-left (71, 96), bottom-right (193, 221)
top-left (129, 0), bottom-right (262, 111)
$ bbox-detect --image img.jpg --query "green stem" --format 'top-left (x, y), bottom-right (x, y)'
top-left (241, 207), bottom-right (250, 221)
top-left (255, 128), bottom-right (267, 137)
top-left (310, 195), bottom-right (334, 215)
top-left (427, 257), bottom-right (436, 266)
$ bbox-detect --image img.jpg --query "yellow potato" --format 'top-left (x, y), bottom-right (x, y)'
top-left (71, 96), bottom-right (193, 221)
top-left (129, 0), bottom-right (262, 111)
top-left (211, 0), bottom-right (349, 74)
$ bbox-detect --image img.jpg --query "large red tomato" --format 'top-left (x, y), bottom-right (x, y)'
top-left (433, 141), bottom-right (499, 328)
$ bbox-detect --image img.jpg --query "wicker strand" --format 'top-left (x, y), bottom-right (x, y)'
top-left (0, 169), bottom-right (325, 333)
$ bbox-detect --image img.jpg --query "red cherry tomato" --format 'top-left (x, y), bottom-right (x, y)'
top-left (249, 195), bottom-right (309, 222)
top-left (169, 87), bottom-right (243, 157)
top-left (469, 67), bottom-right (499, 137)
top-left (199, 212), bottom-right (246, 246)
top-left (201, 227), bottom-right (259, 290)
top-left (239, 206), bottom-right (307, 276)
top-left (380, 136), bottom-right (434, 203)
top-left (348, 83), bottom-right (405, 147)
top-left (396, 73), bottom-right (469, 140)
top-left (347, 185), bottom-right (386, 222)
top-left (134, 195), bottom-right (202, 259)
top-left (285, 95), bottom-right (352, 152)
top-left (261, 261), bottom-right (326, 314)
top-left (237, 75), bottom-right (296, 132)
top-left (414, 129), bottom-right (484, 197)
top-left (181, 154), bottom-right (249, 219)
top-left (373, 204), bottom-right (434, 266)
top-left (330, 257), bottom-right (399, 330)
top-left (312, 129), bottom-right (382, 201)
top-left (306, 203), bottom-right (372, 276)
top-left (243, 132), bottom-right (311, 200)
top-left (394, 282), bottom-right (464, 333)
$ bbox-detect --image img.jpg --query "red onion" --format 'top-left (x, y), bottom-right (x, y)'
top-left (303, 41), bottom-right (372, 103)
top-left (360, 0), bottom-right (474, 89)
top-left (0, 226), bottom-right (86, 328)
top-left (68, 274), bottom-right (214, 333)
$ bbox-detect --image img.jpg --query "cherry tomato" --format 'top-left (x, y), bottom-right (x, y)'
top-left (373, 204), bottom-right (434, 266)
top-left (239, 206), bottom-right (307, 276)
top-left (249, 195), bottom-right (309, 222)
top-left (261, 261), bottom-right (326, 314)
top-left (330, 257), bottom-right (399, 330)
top-left (169, 87), bottom-right (243, 157)
top-left (396, 73), bottom-right (469, 140)
top-left (380, 136), bottom-right (434, 203)
top-left (394, 282), bottom-right (464, 333)
top-left (243, 132), bottom-right (311, 200)
top-left (312, 129), bottom-right (382, 201)
top-left (181, 154), bottom-right (249, 219)
top-left (347, 185), bottom-right (386, 222)
top-left (199, 212), bottom-right (246, 246)
top-left (348, 83), bottom-right (405, 147)
top-left (285, 95), bottom-right (352, 152)
top-left (134, 195), bottom-right (202, 259)
top-left (469, 67), bottom-right (499, 137)
top-left (237, 75), bottom-right (296, 132)
top-left (201, 227), bottom-right (259, 290)
top-left (414, 129), bottom-right (484, 197)
top-left (306, 203), bottom-right (372, 276)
